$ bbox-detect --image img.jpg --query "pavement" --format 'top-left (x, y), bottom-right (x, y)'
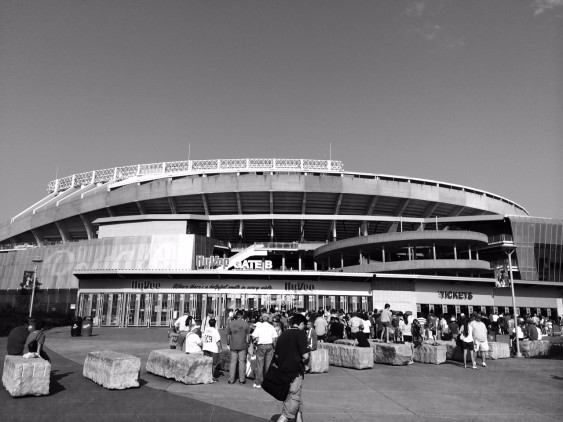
top-left (1, 327), bottom-right (563, 422)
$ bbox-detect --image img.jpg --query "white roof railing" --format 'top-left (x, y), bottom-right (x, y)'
top-left (39, 157), bottom-right (527, 215)
top-left (47, 158), bottom-right (344, 193)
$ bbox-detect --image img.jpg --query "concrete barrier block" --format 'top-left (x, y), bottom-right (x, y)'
top-left (413, 344), bottom-right (446, 364)
top-left (146, 349), bottom-right (213, 384)
top-left (334, 339), bottom-right (356, 346)
top-left (319, 343), bottom-right (373, 369)
top-left (2, 356), bottom-right (50, 397)
top-left (548, 343), bottom-right (563, 357)
top-left (83, 351), bottom-right (140, 389)
top-left (372, 342), bottom-right (413, 366)
top-left (309, 348), bottom-right (329, 373)
top-left (520, 340), bottom-right (551, 357)
top-left (486, 342), bottom-right (510, 360)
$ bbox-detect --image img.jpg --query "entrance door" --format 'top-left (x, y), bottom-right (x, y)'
top-left (100, 294), bottom-right (125, 326)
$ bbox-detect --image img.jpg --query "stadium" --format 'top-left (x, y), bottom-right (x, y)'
top-left (0, 158), bottom-right (561, 327)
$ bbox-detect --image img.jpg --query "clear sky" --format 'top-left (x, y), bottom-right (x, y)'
top-left (1, 0), bottom-right (562, 223)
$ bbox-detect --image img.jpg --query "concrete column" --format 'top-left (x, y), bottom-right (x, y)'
top-left (468, 244), bottom-right (472, 260)
top-left (206, 222), bottom-right (211, 237)
top-left (476, 248), bottom-right (479, 260)
top-left (341, 253), bottom-right (344, 269)
top-left (298, 255), bottom-right (302, 271)
top-left (282, 254), bottom-right (286, 271)
top-left (454, 243), bottom-right (457, 260)
top-left (359, 249), bottom-right (363, 265)
top-left (314, 261), bottom-right (318, 271)
top-left (382, 246), bottom-right (386, 262)
top-left (433, 243), bottom-right (436, 260)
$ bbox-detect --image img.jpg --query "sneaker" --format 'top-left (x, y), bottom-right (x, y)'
top-left (472, 365), bottom-right (477, 370)
top-left (228, 380), bottom-right (236, 385)
top-left (253, 382), bottom-right (258, 388)
top-left (239, 381), bottom-right (246, 385)
top-left (255, 384), bottom-right (261, 389)
top-left (407, 361), bottom-right (414, 365)
top-left (482, 362), bottom-right (487, 367)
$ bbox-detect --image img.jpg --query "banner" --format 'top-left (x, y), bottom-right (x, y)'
top-left (494, 266), bottom-right (510, 288)
top-left (19, 270), bottom-right (41, 294)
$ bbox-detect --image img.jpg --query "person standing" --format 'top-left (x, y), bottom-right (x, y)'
top-left (380, 304), bottom-right (392, 343)
top-left (226, 309), bottom-right (250, 384)
top-left (273, 314), bottom-right (309, 422)
top-left (202, 318), bottom-right (221, 382)
top-left (252, 313), bottom-right (278, 389)
top-left (7, 318), bottom-right (32, 356)
top-left (460, 317), bottom-right (476, 369)
top-left (313, 312), bottom-right (328, 342)
top-left (201, 309), bottom-right (214, 333)
top-left (174, 312), bottom-right (192, 352)
top-left (470, 314), bottom-right (489, 367)
top-left (306, 319), bottom-right (318, 351)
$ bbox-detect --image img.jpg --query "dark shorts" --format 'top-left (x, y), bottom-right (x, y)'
top-left (461, 341), bottom-right (473, 350)
top-left (382, 321), bottom-right (390, 327)
top-left (203, 350), bottom-right (219, 365)
top-left (403, 335), bottom-right (413, 342)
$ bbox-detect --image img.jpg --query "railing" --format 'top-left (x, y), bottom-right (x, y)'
top-left (255, 242), bottom-right (300, 250)
top-left (488, 234), bottom-right (514, 244)
top-left (47, 158), bottom-right (345, 193)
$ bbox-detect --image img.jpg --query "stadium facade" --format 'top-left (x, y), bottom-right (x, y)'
top-left (0, 158), bottom-right (561, 327)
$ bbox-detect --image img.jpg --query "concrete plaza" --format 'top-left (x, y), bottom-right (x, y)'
top-left (2, 327), bottom-right (563, 422)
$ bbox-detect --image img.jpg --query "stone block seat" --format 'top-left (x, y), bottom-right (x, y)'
top-left (413, 343), bottom-right (447, 364)
top-left (83, 351), bottom-right (141, 390)
top-left (371, 341), bottom-right (413, 366)
top-left (2, 356), bottom-right (51, 397)
top-left (520, 340), bottom-right (551, 357)
top-left (442, 341), bottom-right (510, 361)
top-left (309, 348), bottom-right (329, 373)
top-left (146, 349), bottom-right (213, 385)
top-left (319, 343), bottom-right (373, 369)
top-left (486, 342), bottom-right (510, 359)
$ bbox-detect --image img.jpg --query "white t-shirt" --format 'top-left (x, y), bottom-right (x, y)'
top-left (252, 321), bottom-right (278, 345)
top-left (362, 318), bottom-right (371, 334)
top-left (185, 331), bottom-right (203, 354)
top-left (202, 327), bottom-right (221, 353)
top-left (174, 315), bottom-right (191, 332)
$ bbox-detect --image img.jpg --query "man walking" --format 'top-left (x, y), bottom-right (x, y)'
top-left (226, 309), bottom-right (250, 384)
top-left (273, 314), bottom-right (309, 422)
top-left (252, 313), bottom-right (278, 388)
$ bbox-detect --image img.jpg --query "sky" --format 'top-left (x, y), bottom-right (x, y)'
top-left (1, 0), bottom-right (562, 224)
